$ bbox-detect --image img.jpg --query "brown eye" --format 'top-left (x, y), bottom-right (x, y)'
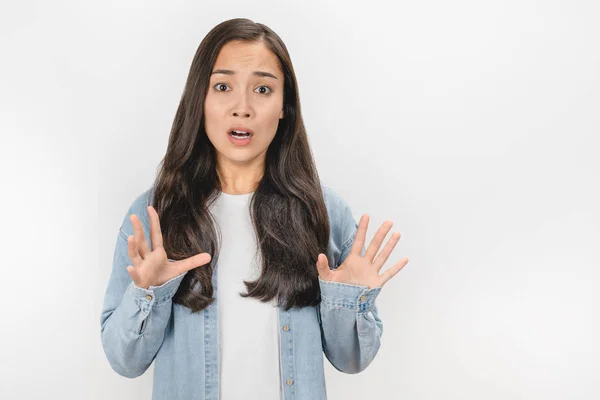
top-left (214, 83), bottom-right (230, 92)
top-left (255, 86), bottom-right (272, 95)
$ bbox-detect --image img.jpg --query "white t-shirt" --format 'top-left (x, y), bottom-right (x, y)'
top-left (210, 191), bottom-right (281, 400)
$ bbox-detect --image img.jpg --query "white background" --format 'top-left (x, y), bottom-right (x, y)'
top-left (1, 0), bottom-right (599, 399)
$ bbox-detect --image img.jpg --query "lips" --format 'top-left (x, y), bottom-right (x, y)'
top-left (228, 125), bottom-right (254, 136)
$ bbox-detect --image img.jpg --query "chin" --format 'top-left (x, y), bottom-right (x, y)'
top-left (221, 150), bottom-right (258, 163)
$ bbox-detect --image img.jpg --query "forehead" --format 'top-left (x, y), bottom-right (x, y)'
top-left (212, 40), bottom-right (282, 75)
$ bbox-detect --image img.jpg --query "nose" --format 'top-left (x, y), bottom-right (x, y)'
top-left (232, 110), bottom-right (250, 118)
top-left (231, 92), bottom-right (252, 118)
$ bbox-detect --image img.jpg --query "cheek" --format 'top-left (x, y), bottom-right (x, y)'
top-left (267, 107), bottom-right (283, 131)
top-left (203, 109), bottom-right (222, 146)
top-left (203, 97), bottom-right (216, 119)
top-left (203, 98), bottom-right (223, 131)
top-left (264, 100), bottom-right (284, 124)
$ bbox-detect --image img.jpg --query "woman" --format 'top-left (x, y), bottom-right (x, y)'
top-left (100, 18), bottom-right (408, 400)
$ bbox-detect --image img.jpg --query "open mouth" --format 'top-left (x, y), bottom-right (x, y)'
top-left (229, 129), bottom-right (253, 139)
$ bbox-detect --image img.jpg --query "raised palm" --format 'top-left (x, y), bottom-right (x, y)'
top-left (126, 206), bottom-right (212, 289)
top-left (316, 214), bottom-right (408, 289)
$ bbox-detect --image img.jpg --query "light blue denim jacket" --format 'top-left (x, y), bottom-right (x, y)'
top-left (100, 185), bottom-right (383, 400)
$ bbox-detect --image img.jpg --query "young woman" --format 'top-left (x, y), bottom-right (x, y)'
top-left (100, 18), bottom-right (409, 400)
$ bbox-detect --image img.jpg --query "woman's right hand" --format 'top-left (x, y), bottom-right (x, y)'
top-left (125, 205), bottom-right (212, 289)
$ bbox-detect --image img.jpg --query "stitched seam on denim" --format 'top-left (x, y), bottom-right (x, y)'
top-left (320, 279), bottom-right (368, 290)
top-left (134, 295), bottom-right (174, 307)
top-left (153, 296), bottom-right (175, 306)
top-left (321, 297), bottom-right (357, 311)
top-left (358, 304), bottom-right (376, 314)
top-left (132, 293), bottom-right (171, 309)
top-left (321, 296), bottom-right (377, 313)
top-left (133, 298), bottom-right (151, 312)
top-left (319, 279), bottom-right (383, 300)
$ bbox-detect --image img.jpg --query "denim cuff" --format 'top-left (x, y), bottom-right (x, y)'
top-left (126, 269), bottom-right (187, 310)
top-left (319, 278), bottom-right (381, 313)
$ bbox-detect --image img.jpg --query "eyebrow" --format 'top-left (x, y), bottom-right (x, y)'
top-left (211, 69), bottom-right (279, 80)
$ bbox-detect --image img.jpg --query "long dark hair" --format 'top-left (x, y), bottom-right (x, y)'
top-left (151, 18), bottom-right (330, 313)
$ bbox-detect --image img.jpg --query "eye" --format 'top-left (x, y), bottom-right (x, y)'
top-left (255, 85), bottom-right (272, 95)
top-left (214, 83), bottom-right (230, 92)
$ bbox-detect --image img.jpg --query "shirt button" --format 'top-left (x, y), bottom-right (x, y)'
top-left (145, 295), bottom-right (153, 301)
top-left (283, 325), bottom-right (290, 332)
top-left (286, 379), bottom-right (294, 386)
top-left (360, 295), bottom-right (367, 302)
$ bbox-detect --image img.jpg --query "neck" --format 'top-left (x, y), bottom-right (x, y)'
top-left (216, 153), bottom-right (265, 195)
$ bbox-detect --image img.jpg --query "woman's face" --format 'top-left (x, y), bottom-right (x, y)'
top-left (204, 40), bottom-right (285, 168)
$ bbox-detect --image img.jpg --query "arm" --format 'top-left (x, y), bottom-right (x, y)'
top-left (317, 232), bottom-right (384, 374)
top-left (99, 206), bottom-right (186, 378)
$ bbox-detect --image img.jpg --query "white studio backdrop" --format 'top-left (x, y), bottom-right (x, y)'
top-left (0, 0), bottom-right (598, 399)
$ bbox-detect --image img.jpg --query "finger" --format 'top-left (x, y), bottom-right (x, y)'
top-left (173, 252), bottom-right (212, 275)
top-left (315, 253), bottom-right (332, 281)
top-left (372, 231), bottom-right (401, 272)
top-left (127, 235), bottom-right (143, 268)
top-left (349, 214), bottom-right (369, 256)
top-left (126, 265), bottom-right (141, 285)
top-left (379, 257), bottom-right (409, 286)
top-left (147, 206), bottom-right (164, 250)
top-left (364, 220), bottom-right (393, 264)
top-left (130, 214), bottom-right (151, 258)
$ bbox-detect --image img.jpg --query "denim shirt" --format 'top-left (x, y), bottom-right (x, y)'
top-left (100, 185), bottom-right (383, 400)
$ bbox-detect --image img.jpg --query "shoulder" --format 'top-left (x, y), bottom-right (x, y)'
top-left (118, 187), bottom-right (155, 237)
top-left (320, 183), bottom-right (356, 225)
top-left (320, 183), bottom-right (359, 267)
top-left (321, 183), bottom-right (350, 212)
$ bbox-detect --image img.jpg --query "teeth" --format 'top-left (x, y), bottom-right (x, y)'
top-left (230, 130), bottom-right (251, 139)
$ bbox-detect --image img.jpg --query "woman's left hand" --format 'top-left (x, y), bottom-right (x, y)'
top-left (316, 214), bottom-right (409, 289)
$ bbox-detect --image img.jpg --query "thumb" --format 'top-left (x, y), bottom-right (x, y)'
top-left (178, 252), bottom-right (212, 274)
top-left (315, 253), bottom-right (332, 281)
top-left (126, 265), bottom-right (143, 288)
